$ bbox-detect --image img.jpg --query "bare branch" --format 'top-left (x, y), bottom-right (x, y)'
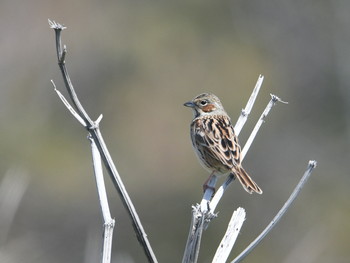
top-left (49, 20), bottom-right (158, 263)
top-left (212, 208), bottom-right (246, 263)
top-left (182, 206), bottom-right (207, 263)
top-left (231, 160), bottom-right (317, 263)
top-left (200, 175), bottom-right (217, 213)
top-left (48, 19), bottom-right (66, 30)
top-left (235, 75), bottom-right (264, 135)
top-left (89, 136), bottom-right (115, 263)
top-left (208, 175), bottom-right (234, 215)
top-left (51, 80), bottom-right (87, 127)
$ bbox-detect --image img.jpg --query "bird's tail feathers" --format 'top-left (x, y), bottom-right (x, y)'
top-left (235, 166), bottom-right (263, 194)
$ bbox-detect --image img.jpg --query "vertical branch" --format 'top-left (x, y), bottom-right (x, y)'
top-left (182, 208), bottom-right (207, 263)
top-left (89, 135), bottom-right (115, 263)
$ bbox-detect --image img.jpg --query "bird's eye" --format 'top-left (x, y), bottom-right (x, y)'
top-left (200, 100), bottom-right (208, 106)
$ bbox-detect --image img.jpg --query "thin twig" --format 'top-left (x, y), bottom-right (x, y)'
top-left (231, 160), bottom-right (317, 263)
top-left (207, 175), bottom-right (234, 215)
top-left (89, 136), bottom-right (115, 263)
top-left (212, 208), bottom-right (246, 263)
top-left (200, 175), bottom-right (217, 213)
top-left (51, 80), bottom-right (87, 127)
top-left (49, 20), bottom-right (158, 263)
top-left (235, 75), bottom-right (264, 136)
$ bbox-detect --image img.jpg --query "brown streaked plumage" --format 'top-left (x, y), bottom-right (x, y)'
top-left (184, 93), bottom-right (262, 194)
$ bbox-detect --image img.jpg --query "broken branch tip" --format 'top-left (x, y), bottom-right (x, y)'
top-left (48, 19), bottom-right (67, 30)
top-left (270, 94), bottom-right (288, 104)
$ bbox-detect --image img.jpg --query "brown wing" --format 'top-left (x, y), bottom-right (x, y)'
top-left (192, 115), bottom-right (241, 172)
top-left (192, 115), bottom-right (263, 194)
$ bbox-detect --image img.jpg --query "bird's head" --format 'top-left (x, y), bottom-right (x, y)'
top-left (184, 93), bottom-right (226, 118)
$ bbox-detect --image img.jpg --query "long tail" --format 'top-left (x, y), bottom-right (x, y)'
top-left (234, 166), bottom-right (263, 194)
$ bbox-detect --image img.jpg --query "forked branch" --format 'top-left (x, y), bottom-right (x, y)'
top-left (48, 20), bottom-right (158, 263)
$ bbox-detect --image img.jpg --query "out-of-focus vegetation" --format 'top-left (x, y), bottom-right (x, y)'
top-left (0, 1), bottom-right (349, 262)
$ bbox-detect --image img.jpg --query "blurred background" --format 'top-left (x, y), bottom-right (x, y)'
top-left (1, 1), bottom-right (349, 262)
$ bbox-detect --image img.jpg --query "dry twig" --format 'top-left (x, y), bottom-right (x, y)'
top-left (48, 19), bottom-right (158, 263)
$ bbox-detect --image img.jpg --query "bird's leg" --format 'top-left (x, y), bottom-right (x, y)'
top-left (203, 172), bottom-right (217, 193)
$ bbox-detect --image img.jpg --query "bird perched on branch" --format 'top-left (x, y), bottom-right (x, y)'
top-left (184, 93), bottom-right (262, 194)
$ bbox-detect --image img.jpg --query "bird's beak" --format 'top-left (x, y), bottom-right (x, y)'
top-left (184, 101), bottom-right (195, 108)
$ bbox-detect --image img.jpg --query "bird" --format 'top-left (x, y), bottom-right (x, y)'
top-left (184, 93), bottom-right (262, 194)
